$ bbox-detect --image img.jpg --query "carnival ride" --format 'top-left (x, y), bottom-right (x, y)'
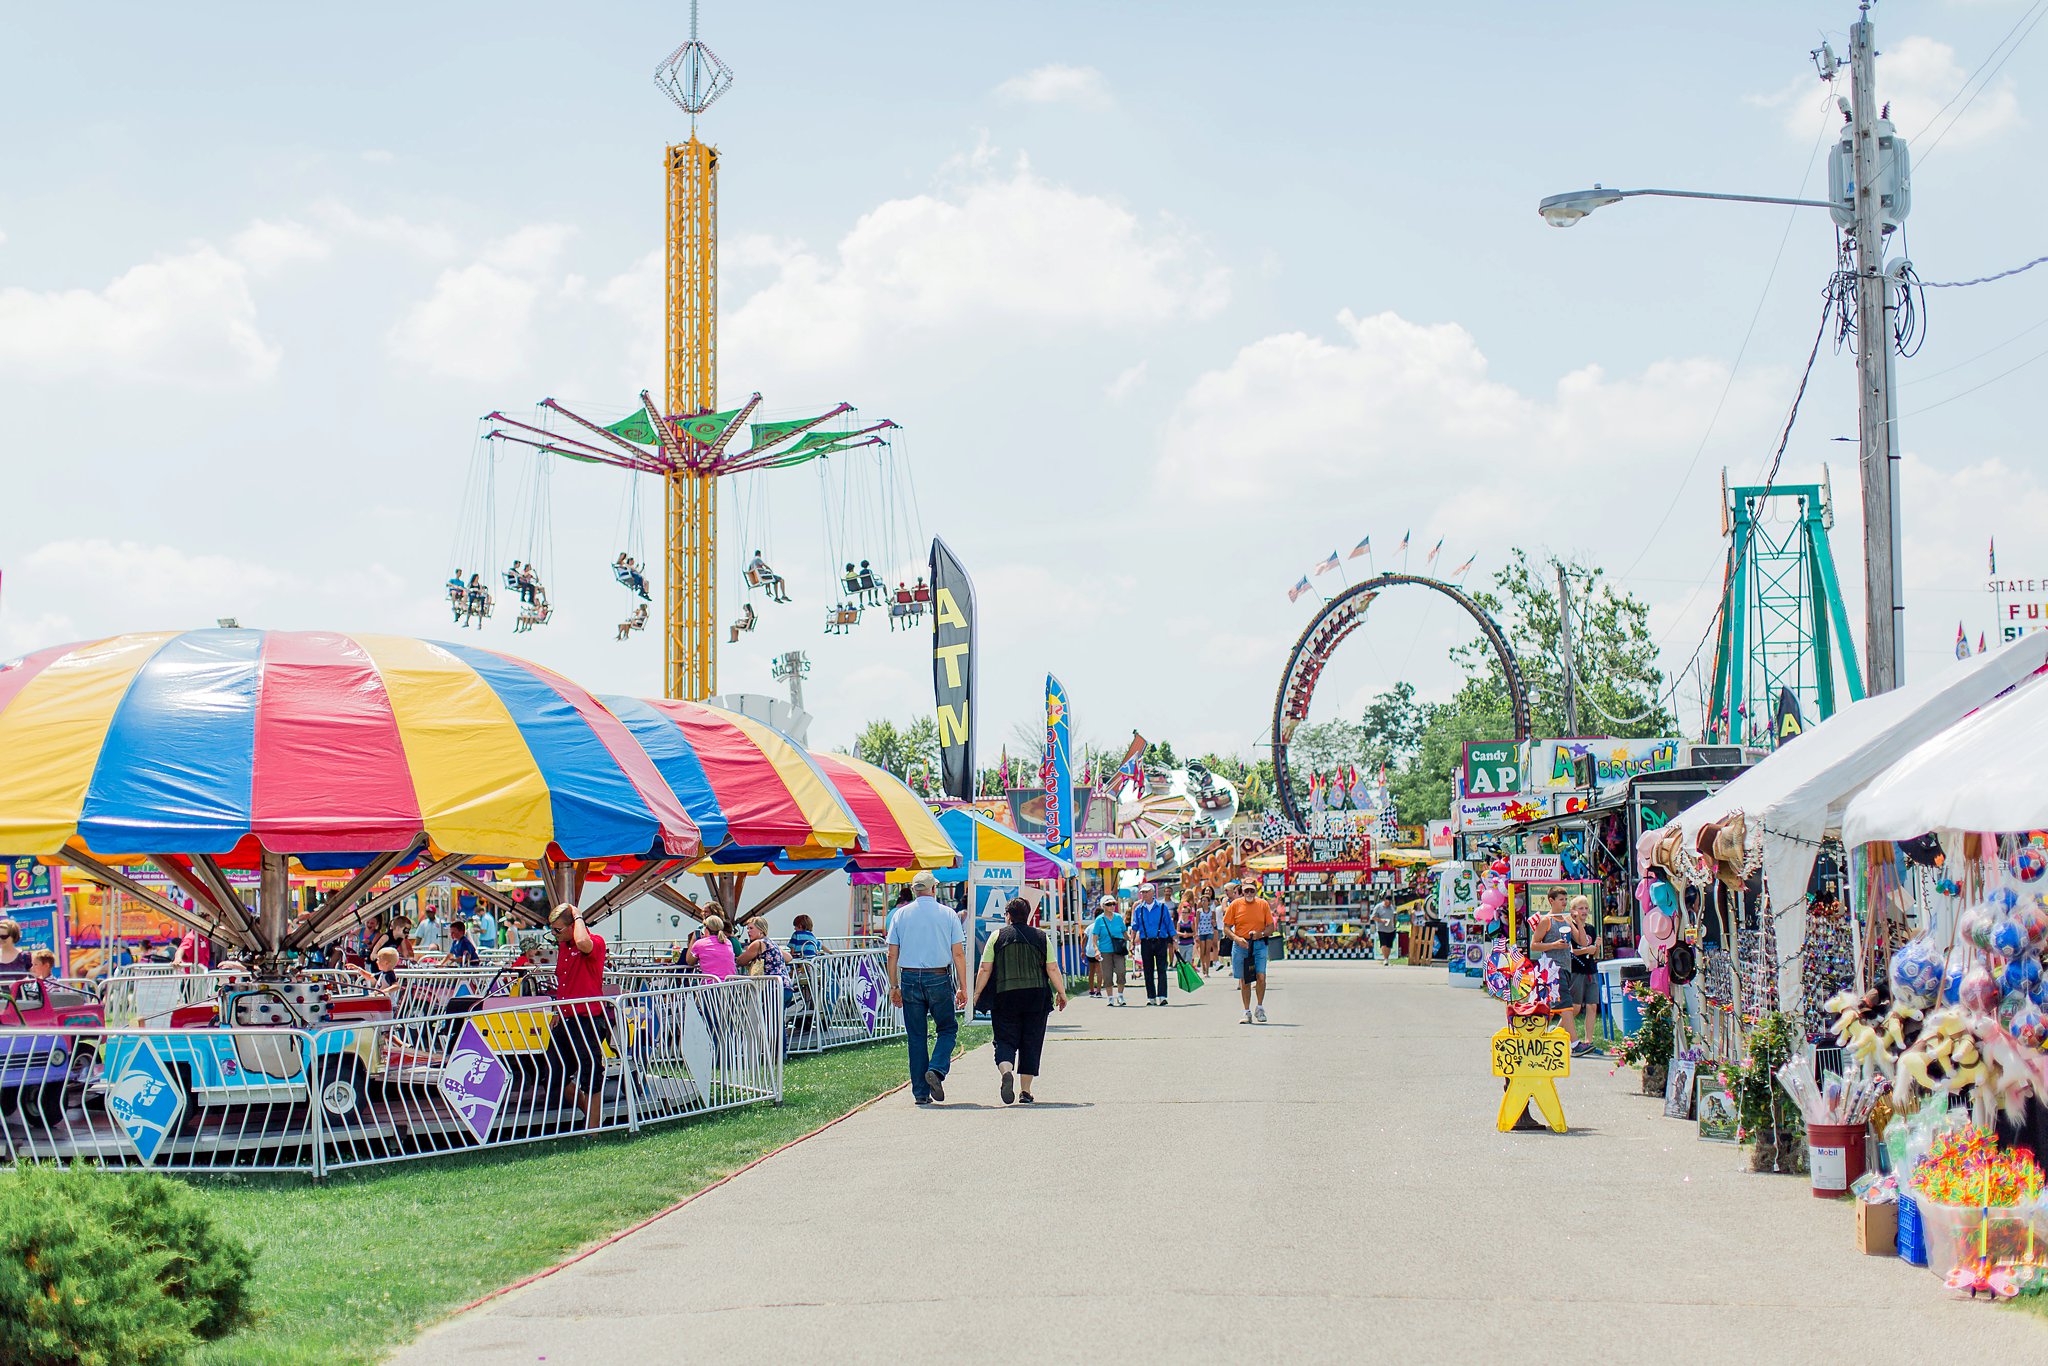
top-left (1270, 572), bottom-right (1530, 831)
top-left (442, 6), bottom-right (920, 701)
top-left (1704, 470), bottom-right (1864, 746)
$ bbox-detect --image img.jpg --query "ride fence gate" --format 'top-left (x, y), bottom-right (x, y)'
top-left (0, 977), bottom-right (782, 1177)
top-left (783, 948), bottom-right (904, 1055)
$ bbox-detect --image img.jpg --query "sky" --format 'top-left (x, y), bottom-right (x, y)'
top-left (2, 0), bottom-right (2045, 765)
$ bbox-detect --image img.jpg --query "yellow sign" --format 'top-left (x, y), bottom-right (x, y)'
top-left (1491, 1015), bottom-right (1571, 1133)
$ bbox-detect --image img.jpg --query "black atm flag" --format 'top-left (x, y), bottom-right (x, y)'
top-left (929, 538), bottom-right (976, 800)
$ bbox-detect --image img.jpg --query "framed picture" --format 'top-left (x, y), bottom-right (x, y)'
top-left (1663, 1057), bottom-right (1697, 1119)
top-left (1697, 1076), bottom-right (1738, 1142)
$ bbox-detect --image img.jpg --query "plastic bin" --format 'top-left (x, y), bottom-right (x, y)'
top-left (1896, 1193), bottom-right (1927, 1267)
top-left (1596, 958), bottom-right (1645, 1038)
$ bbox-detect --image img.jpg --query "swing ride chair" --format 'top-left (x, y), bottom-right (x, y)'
top-left (473, 386), bottom-right (901, 644)
top-left (446, 574), bottom-right (494, 629)
top-left (886, 579), bottom-right (931, 631)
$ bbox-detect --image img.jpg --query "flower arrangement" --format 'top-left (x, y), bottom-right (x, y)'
top-left (1615, 985), bottom-right (1674, 1094)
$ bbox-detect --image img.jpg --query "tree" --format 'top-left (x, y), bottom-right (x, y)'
top-left (1397, 550), bottom-right (1675, 823)
top-left (850, 716), bottom-right (940, 785)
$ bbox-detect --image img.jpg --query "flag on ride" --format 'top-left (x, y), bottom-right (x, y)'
top-left (1314, 551), bottom-right (1341, 576)
top-left (1288, 577), bottom-right (1312, 602)
top-left (1956, 623), bottom-right (1971, 660)
top-left (1425, 538), bottom-right (1444, 566)
top-left (1397, 530), bottom-right (1410, 558)
top-left (604, 409), bottom-right (661, 445)
top-left (1348, 535), bottom-right (1371, 560)
top-left (1990, 537), bottom-right (1998, 575)
top-left (1309, 772), bottom-right (1325, 812)
top-left (1979, 632), bottom-right (1987, 654)
top-left (1115, 732), bottom-right (1146, 793)
top-left (1451, 554), bottom-right (1475, 578)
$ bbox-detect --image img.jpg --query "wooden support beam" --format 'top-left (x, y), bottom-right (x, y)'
top-left (283, 848), bottom-right (413, 949)
top-left (190, 855), bottom-right (262, 940)
top-left (581, 859), bottom-right (686, 927)
top-left (747, 869), bottom-right (835, 919)
top-left (647, 881), bottom-right (708, 925)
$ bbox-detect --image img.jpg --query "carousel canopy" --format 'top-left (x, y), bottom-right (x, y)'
top-left (601, 696), bottom-right (864, 864)
top-left (1842, 669), bottom-right (2048, 844)
top-left (0, 631), bottom-right (701, 863)
top-left (812, 754), bottom-right (957, 873)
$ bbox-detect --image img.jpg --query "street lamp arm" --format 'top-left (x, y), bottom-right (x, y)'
top-left (1616, 187), bottom-right (1836, 211)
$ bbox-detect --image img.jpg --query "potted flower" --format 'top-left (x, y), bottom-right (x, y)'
top-left (1716, 1011), bottom-right (1807, 1173)
top-left (1614, 986), bottom-right (1674, 1096)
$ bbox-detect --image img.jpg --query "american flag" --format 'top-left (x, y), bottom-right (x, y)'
top-left (1348, 535), bottom-right (1371, 560)
top-left (1287, 577), bottom-right (1312, 603)
top-left (1425, 538), bottom-right (1444, 566)
top-left (1314, 551), bottom-right (1341, 576)
top-left (1450, 555), bottom-right (1476, 578)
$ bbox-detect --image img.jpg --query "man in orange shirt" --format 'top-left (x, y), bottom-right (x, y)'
top-left (1222, 877), bottom-right (1277, 1024)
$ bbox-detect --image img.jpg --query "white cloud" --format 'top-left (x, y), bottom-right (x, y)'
top-left (361, 149), bottom-right (395, 164)
top-left (1753, 35), bottom-right (2021, 147)
top-left (0, 244), bottom-right (280, 385)
top-left (1105, 360), bottom-right (1148, 400)
top-left (232, 218), bottom-right (331, 275)
top-left (1157, 309), bottom-right (1782, 519)
top-left (723, 155), bottom-right (1226, 373)
top-left (386, 224), bottom-right (575, 383)
top-left (995, 64), bottom-right (1113, 109)
top-left (312, 200), bottom-right (460, 258)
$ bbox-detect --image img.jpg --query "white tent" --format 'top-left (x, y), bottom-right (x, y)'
top-left (1674, 632), bottom-right (2048, 1016)
top-left (1842, 666), bottom-right (2048, 844)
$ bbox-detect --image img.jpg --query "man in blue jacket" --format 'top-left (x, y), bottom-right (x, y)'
top-left (1130, 882), bottom-right (1177, 1006)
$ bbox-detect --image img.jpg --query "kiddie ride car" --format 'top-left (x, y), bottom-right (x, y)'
top-left (0, 978), bottom-right (106, 1124)
top-left (97, 979), bottom-right (394, 1133)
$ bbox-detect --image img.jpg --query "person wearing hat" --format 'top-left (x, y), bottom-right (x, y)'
top-left (1222, 878), bottom-right (1277, 1024)
top-left (1129, 882), bottom-right (1176, 1006)
top-left (885, 870), bottom-right (968, 1105)
top-left (1088, 894), bottom-right (1129, 1007)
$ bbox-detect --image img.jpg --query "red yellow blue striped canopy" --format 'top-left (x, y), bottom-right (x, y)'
top-left (812, 753), bottom-right (957, 872)
top-left (0, 631), bottom-right (701, 862)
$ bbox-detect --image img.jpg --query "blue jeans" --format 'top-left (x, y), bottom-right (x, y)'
top-left (900, 970), bottom-right (958, 1099)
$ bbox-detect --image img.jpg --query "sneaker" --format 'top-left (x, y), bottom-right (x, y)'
top-left (1241, 1009), bottom-right (1253, 1024)
top-left (1569, 1042), bottom-right (1593, 1057)
top-left (924, 1068), bottom-right (946, 1102)
top-left (915, 1095), bottom-right (933, 1106)
top-left (1000, 1071), bottom-right (1015, 1105)
top-left (1018, 1092), bottom-right (1036, 1104)
top-left (1255, 1006), bottom-right (1268, 1023)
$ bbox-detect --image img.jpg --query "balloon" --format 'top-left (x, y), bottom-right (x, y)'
top-left (1475, 902), bottom-right (1500, 925)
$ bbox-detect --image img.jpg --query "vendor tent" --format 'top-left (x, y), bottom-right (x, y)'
top-left (1842, 668), bottom-right (2048, 844)
top-left (919, 805), bottom-right (1076, 884)
top-left (1675, 632), bottom-right (2048, 1014)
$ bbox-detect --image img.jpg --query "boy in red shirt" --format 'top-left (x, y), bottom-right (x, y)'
top-left (548, 904), bottom-right (610, 1128)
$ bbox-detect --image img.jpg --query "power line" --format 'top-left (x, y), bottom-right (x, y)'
top-left (1900, 340), bottom-right (2048, 418)
top-left (1902, 314), bottom-right (2048, 385)
top-left (1912, 0), bottom-right (2048, 169)
top-left (1919, 254), bottom-right (2048, 288)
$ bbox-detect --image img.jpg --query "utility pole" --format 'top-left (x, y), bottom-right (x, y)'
top-left (1557, 564), bottom-right (1580, 737)
top-left (1847, 5), bottom-right (1905, 693)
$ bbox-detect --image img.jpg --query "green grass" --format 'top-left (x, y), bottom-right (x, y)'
top-left (6, 1030), bottom-right (986, 1366)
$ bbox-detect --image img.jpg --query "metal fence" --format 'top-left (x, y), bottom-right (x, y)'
top-left (784, 948), bottom-right (904, 1054)
top-left (0, 976), bottom-right (782, 1177)
top-left (99, 970), bottom-right (254, 1028)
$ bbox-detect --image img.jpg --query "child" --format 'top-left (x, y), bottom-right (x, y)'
top-left (28, 949), bottom-right (57, 980)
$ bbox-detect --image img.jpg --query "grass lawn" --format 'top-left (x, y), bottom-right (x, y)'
top-left (29, 1029), bottom-right (984, 1366)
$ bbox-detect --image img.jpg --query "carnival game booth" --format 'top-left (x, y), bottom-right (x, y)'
top-left (1267, 833), bottom-right (1432, 960)
top-left (0, 630), bottom-right (787, 1175)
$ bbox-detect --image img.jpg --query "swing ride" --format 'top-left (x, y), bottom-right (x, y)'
top-left (441, 4), bottom-right (922, 701)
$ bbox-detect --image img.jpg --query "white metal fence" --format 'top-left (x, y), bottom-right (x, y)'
top-left (784, 948), bottom-right (904, 1054)
top-left (0, 976), bottom-right (782, 1177)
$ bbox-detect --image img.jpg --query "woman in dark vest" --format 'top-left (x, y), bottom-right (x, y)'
top-left (971, 897), bottom-right (1067, 1104)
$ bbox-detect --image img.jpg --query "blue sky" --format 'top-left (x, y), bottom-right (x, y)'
top-left (3, 0), bottom-right (2044, 761)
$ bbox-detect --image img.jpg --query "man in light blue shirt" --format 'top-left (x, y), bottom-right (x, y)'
top-left (886, 871), bottom-right (969, 1105)
top-left (475, 908), bottom-right (499, 952)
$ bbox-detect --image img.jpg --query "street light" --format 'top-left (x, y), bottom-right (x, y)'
top-left (1538, 184), bottom-right (1834, 227)
top-left (1536, 8), bottom-right (1910, 698)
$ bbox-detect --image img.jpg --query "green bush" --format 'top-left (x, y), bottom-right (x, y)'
top-left (0, 1167), bottom-right (257, 1365)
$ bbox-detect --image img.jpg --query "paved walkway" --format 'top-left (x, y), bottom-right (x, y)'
top-left (396, 963), bottom-right (2045, 1364)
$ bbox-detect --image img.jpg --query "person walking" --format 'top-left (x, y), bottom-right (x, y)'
top-left (972, 897), bottom-right (1066, 1104)
top-left (1088, 895), bottom-right (1128, 1007)
top-left (1130, 882), bottom-right (1176, 1006)
top-left (1371, 893), bottom-right (1398, 967)
top-left (1223, 878), bottom-right (1276, 1024)
top-left (1562, 894), bottom-right (1603, 1057)
top-left (1195, 890), bottom-right (1220, 976)
top-left (885, 871), bottom-right (968, 1105)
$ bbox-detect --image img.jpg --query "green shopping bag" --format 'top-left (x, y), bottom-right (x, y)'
top-left (1175, 958), bottom-right (1203, 993)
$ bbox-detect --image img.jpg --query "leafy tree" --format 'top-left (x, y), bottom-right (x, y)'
top-left (851, 716), bottom-right (940, 784)
top-left (1396, 550), bottom-right (1674, 822)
